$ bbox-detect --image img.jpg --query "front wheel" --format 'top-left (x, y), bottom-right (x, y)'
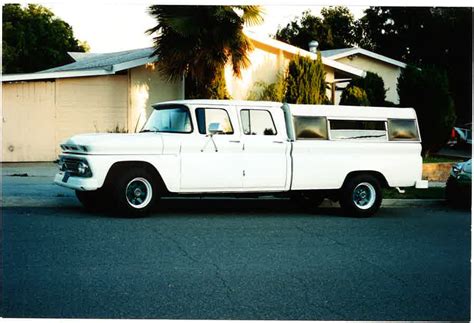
top-left (339, 175), bottom-right (382, 217)
top-left (113, 168), bottom-right (158, 217)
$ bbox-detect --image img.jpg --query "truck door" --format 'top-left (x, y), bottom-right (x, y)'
top-left (180, 106), bottom-right (243, 191)
top-left (239, 108), bottom-right (289, 190)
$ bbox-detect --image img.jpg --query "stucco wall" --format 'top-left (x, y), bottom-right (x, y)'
top-left (55, 76), bottom-right (128, 156)
top-left (225, 40), bottom-right (335, 101)
top-left (2, 75), bottom-right (128, 162)
top-left (2, 81), bottom-right (56, 161)
top-left (129, 64), bottom-right (184, 132)
top-left (335, 55), bottom-right (402, 104)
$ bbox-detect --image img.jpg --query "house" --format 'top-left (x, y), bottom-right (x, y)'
top-left (320, 47), bottom-right (407, 104)
top-left (1, 32), bottom-right (405, 162)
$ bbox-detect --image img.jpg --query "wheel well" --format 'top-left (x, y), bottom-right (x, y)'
top-left (343, 171), bottom-right (389, 188)
top-left (103, 161), bottom-right (169, 194)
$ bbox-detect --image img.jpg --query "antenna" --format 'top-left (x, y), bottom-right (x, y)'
top-left (134, 111), bottom-right (143, 133)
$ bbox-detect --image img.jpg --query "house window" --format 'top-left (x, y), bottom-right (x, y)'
top-left (387, 119), bottom-right (420, 141)
top-left (329, 120), bottom-right (387, 141)
top-left (195, 108), bottom-right (234, 134)
top-left (293, 116), bottom-right (328, 140)
top-left (240, 109), bottom-right (277, 135)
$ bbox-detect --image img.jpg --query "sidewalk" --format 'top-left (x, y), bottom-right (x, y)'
top-left (2, 162), bottom-right (57, 177)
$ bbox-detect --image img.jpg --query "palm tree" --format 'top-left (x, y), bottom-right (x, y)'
top-left (147, 5), bottom-right (263, 99)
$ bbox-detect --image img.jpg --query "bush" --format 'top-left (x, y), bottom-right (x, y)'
top-left (397, 65), bottom-right (456, 156)
top-left (339, 85), bottom-right (370, 106)
top-left (350, 72), bottom-right (387, 106)
top-left (247, 74), bottom-right (286, 101)
top-left (284, 53), bottom-right (328, 104)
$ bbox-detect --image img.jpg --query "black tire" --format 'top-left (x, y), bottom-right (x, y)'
top-left (445, 176), bottom-right (457, 205)
top-left (112, 167), bottom-right (158, 217)
top-left (339, 174), bottom-right (382, 217)
top-left (75, 189), bottom-right (108, 211)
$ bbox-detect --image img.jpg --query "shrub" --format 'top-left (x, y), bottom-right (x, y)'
top-left (397, 65), bottom-right (456, 156)
top-left (247, 74), bottom-right (286, 102)
top-left (284, 53), bottom-right (327, 104)
top-left (339, 85), bottom-right (370, 106)
top-left (350, 72), bottom-right (387, 106)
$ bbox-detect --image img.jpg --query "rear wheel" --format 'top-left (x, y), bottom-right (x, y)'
top-left (339, 174), bottom-right (382, 217)
top-left (112, 168), bottom-right (157, 217)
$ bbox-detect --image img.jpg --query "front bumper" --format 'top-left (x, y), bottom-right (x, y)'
top-left (54, 171), bottom-right (100, 191)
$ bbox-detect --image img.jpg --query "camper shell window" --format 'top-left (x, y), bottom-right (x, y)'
top-left (329, 120), bottom-right (387, 141)
top-left (387, 119), bottom-right (420, 141)
top-left (294, 116), bottom-right (328, 140)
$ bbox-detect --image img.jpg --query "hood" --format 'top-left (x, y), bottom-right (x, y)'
top-left (60, 133), bottom-right (163, 155)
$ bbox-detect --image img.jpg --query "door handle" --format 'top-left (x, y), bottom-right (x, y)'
top-left (229, 140), bottom-right (241, 143)
top-left (273, 140), bottom-right (284, 144)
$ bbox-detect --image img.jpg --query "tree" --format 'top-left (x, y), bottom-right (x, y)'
top-left (397, 65), bottom-right (456, 156)
top-left (349, 72), bottom-right (386, 106)
top-left (320, 6), bottom-right (356, 48)
top-left (2, 4), bottom-right (88, 73)
top-left (284, 54), bottom-right (327, 104)
top-left (147, 5), bottom-right (262, 99)
top-left (356, 7), bottom-right (472, 124)
top-left (340, 85), bottom-right (370, 106)
top-left (275, 6), bottom-right (356, 50)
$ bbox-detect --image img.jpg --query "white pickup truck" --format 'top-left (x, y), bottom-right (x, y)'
top-left (55, 100), bottom-right (428, 217)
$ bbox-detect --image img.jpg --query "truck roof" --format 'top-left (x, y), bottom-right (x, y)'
top-left (153, 99), bottom-right (282, 108)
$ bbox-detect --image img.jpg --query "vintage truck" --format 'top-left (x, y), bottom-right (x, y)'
top-left (54, 100), bottom-right (428, 217)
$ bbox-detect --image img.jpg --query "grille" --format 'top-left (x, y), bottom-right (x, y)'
top-left (61, 157), bottom-right (81, 174)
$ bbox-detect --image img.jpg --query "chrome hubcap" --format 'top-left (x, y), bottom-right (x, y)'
top-left (126, 177), bottom-right (152, 209)
top-left (353, 182), bottom-right (376, 210)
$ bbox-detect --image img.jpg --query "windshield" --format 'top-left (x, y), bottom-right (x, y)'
top-left (141, 105), bottom-right (192, 133)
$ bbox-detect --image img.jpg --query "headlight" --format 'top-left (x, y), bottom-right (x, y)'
top-left (77, 162), bottom-right (89, 175)
top-left (58, 157), bottom-right (92, 177)
top-left (452, 164), bottom-right (462, 176)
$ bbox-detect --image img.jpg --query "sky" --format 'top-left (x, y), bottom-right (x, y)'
top-left (40, 3), bottom-right (368, 53)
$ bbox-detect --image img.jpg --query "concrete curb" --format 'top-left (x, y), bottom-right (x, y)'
top-left (1, 196), bottom-right (445, 208)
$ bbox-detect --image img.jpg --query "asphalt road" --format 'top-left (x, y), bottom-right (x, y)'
top-left (1, 164), bottom-right (471, 320)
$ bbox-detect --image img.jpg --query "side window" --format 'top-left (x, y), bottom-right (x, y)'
top-left (293, 116), bottom-right (328, 140)
top-left (387, 119), bottom-right (420, 141)
top-left (240, 109), bottom-right (277, 136)
top-left (329, 120), bottom-right (387, 141)
top-left (195, 108), bottom-right (234, 135)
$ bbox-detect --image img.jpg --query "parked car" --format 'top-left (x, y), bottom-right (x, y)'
top-left (54, 100), bottom-right (428, 217)
top-left (446, 159), bottom-right (472, 207)
top-left (449, 123), bottom-right (472, 147)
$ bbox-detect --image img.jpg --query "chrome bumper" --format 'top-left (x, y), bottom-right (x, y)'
top-left (54, 172), bottom-right (100, 191)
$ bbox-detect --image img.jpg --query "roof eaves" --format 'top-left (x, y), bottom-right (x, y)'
top-left (244, 30), bottom-right (365, 77)
top-left (2, 69), bottom-right (115, 82)
top-left (326, 48), bottom-right (407, 68)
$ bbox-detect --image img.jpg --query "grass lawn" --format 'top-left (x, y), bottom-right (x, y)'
top-left (423, 155), bottom-right (466, 163)
top-left (383, 187), bottom-right (445, 199)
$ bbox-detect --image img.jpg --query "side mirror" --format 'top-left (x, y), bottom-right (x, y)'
top-left (208, 122), bottom-right (223, 134)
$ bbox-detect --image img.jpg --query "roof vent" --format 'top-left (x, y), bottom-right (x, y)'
top-left (308, 40), bottom-right (319, 53)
